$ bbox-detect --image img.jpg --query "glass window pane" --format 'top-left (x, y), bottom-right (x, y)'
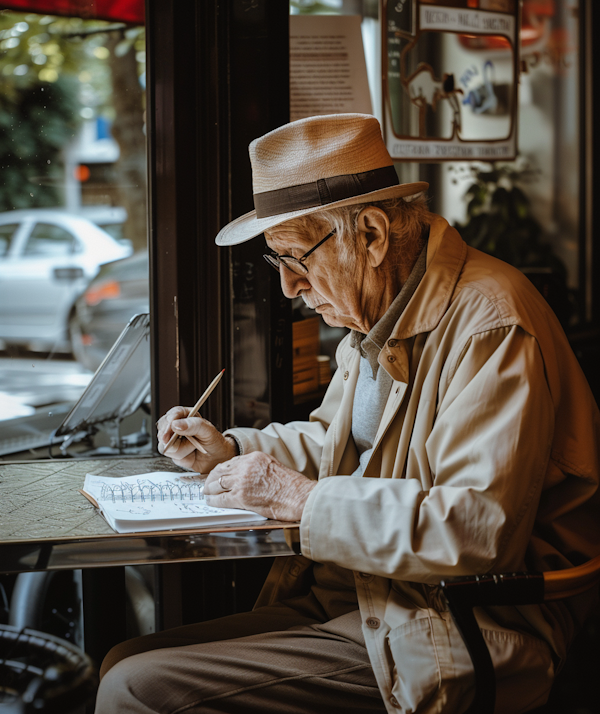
top-left (0, 9), bottom-right (148, 459)
top-left (23, 223), bottom-right (75, 257)
top-left (0, 224), bottom-right (18, 257)
top-left (440, 0), bottom-right (580, 328)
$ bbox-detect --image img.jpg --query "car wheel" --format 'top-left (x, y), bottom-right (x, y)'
top-left (8, 571), bottom-right (83, 647)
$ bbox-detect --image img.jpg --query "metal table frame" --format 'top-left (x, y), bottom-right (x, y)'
top-left (0, 524), bottom-right (299, 574)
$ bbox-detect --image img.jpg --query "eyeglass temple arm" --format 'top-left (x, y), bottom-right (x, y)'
top-left (300, 228), bottom-right (336, 260)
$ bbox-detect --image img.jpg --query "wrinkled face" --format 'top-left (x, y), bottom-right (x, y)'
top-left (265, 224), bottom-right (374, 333)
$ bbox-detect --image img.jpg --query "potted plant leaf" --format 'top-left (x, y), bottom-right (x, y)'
top-left (452, 160), bottom-right (573, 325)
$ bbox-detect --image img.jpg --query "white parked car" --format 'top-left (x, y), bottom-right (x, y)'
top-left (0, 209), bottom-right (132, 353)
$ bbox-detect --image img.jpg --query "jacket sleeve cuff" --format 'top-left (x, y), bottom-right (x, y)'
top-left (299, 478), bottom-right (328, 560)
top-left (223, 430), bottom-right (244, 456)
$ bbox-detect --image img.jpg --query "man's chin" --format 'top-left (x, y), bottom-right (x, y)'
top-left (314, 303), bottom-right (331, 316)
top-left (316, 307), bottom-right (345, 328)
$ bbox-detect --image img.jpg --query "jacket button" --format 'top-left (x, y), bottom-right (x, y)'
top-left (358, 572), bottom-right (374, 582)
top-left (343, 370), bottom-right (349, 380)
top-left (387, 355), bottom-right (396, 363)
top-left (390, 695), bottom-right (400, 707)
top-left (388, 339), bottom-right (398, 348)
top-left (366, 617), bottom-right (380, 629)
top-left (289, 563), bottom-right (300, 577)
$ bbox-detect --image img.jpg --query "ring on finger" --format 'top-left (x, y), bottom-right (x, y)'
top-left (218, 475), bottom-right (232, 492)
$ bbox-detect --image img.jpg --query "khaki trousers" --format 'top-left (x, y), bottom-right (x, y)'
top-left (95, 602), bottom-right (387, 714)
top-left (95, 595), bottom-right (554, 714)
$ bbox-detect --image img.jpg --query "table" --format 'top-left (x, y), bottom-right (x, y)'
top-left (0, 456), bottom-right (301, 677)
top-left (0, 456), bottom-right (300, 573)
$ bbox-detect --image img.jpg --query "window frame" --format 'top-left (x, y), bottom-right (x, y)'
top-left (145, 0), bottom-right (292, 447)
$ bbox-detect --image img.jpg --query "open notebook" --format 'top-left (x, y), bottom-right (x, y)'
top-left (81, 471), bottom-right (267, 533)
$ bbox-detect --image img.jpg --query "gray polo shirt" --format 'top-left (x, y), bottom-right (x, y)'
top-left (350, 240), bottom-right (428, 476)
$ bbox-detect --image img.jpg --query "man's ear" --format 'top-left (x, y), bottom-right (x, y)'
top-left (357, 207), bottom-right (390, 268)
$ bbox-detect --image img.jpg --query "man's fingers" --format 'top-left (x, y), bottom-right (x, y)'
top-left (157, 407), bottom-right (189, 444)
top-left (203, 469), bottom-right (221, 491)
top-left (158, 410), bottom-right (236, 468)
top-left (170, 417), bottom-right (223, 454)
top-left (185, 435), bottom-right (208, 453)
top-left (204, 462), bottom-right (230, 492)
top-left (163, 435), bottom-right (196, 459)
top-left (203, 472), bottom-right (232, 495)
top-left (170, 451), bottom-right (201, 472)
top-left (161, 417), bottom-right (205, 453)
top-left (171, 416), bottom-right (214, 437)
top-left (205, 492), bottom-right (237, 509)
top-left (167, 406), bottom-right (190, 420)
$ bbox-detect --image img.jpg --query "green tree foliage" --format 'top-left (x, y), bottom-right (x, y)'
top-left (0, 12), bottom-right (147, 245)
top-left (0, 12), bottom-right (89, 210)
top-left (0, 76), bottom-right (80, 210)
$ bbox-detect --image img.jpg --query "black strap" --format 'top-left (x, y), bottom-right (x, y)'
top-left (254, 165), bottom-right (400, 218)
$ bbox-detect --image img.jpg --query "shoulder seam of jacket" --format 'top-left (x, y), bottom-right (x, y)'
top-left (445, 324), bottom-right (520, 386)
top-left (454, 283), bottom-right (520, 328)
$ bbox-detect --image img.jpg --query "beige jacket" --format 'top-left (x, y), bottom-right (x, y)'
top-left (228, 216), bottom-right (600, 712)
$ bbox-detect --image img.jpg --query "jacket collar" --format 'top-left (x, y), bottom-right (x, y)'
top-left (390, 215), bottom-right (466, 341)
top-left (377, 215), bottom-right (467, 382)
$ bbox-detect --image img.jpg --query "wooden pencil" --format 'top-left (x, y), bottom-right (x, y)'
top-left (164, 368), bottom-right (225, 453)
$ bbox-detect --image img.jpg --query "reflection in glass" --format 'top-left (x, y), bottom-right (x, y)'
top-left (443, 0), bottom-right (581, 328)
top-left (383, 0), bottom-right (519, 160)
top-left (0, 10), bottom-right (148, 457)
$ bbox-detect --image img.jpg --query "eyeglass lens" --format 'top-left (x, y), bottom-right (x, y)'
top-left (263, 228), bottom-right (336, 276)
top-left (263, 253), bottom-right (307, 275)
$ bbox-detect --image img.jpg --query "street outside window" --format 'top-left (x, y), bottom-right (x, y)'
top-left (0, 10), bottom-right (148, 457)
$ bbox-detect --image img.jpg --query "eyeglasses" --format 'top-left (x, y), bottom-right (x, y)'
top-left (263, 228), bottom-right (336, 276)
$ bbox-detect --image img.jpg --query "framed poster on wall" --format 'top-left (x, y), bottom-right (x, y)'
top-left (382, 0), bottom-right (520, 161)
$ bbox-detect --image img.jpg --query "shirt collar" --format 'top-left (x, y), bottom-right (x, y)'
top-left (350, 226), bottom-right (429, 377)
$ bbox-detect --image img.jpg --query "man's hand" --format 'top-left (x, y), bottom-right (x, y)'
top-left (157, 406), bottom-right (238, 472)
top-left (203, 452), bottom-right (316, 522)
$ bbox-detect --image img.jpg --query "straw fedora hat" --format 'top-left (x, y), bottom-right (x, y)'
top-left (215, 113), bottom-right (428, 246)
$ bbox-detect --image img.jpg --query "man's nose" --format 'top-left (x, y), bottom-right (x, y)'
top-left (279, 266), bottom-right (311, 299)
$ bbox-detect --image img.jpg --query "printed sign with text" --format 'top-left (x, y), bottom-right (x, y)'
top-left (382, 0), bottom-right (520, 161)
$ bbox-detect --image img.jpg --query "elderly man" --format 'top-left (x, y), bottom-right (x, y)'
top-left (95, 114), bottom-right (600, 714)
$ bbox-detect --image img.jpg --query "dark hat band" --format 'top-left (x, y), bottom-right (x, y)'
top-left (253, 165), bottom-right (400, 219)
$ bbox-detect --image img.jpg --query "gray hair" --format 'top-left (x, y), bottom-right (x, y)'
top-left (267, 193), bottom-right (430, 271)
